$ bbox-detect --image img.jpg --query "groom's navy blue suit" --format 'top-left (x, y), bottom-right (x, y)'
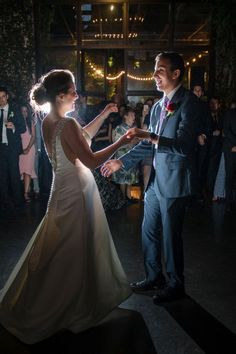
top-left (120, 86), bottom-right (201, 289)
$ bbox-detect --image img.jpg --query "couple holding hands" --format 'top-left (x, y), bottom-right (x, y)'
top-left (0, 51), bottom-right (201, 344)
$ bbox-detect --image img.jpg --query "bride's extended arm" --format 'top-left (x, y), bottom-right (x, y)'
top-left (83, 103), bottom-right (117, 139)
top-left (62, 119), bottom-right (131, 169)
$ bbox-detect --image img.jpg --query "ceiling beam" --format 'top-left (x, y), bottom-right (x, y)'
top-left (188, 19), bottom-right (209, 39)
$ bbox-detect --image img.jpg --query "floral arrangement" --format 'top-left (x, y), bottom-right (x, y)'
top-left (165, 102), bottom-right (181, 117)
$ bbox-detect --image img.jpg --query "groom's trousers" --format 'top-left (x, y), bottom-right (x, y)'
top-left (142, 174), bottom-right (189, 289)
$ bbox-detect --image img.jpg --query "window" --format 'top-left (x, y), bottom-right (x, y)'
top-left (127, 50), bottom-right (156, 91)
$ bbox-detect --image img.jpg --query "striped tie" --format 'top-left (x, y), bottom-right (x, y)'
top-left (157, 96), bottom-right (169, 135)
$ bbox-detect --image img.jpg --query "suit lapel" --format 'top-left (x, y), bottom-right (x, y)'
top-left (154, 100), bottom-right (163, 134)
top-left (170, 85), bottom-right (185, 105)
top-left (7, 105), bottom-right (13, 121)
top-left (159, 114), bottom-right (169, 135)
top-left (159, 86), bottom-right (185, 135)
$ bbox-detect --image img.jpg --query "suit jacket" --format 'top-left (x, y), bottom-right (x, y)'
top-left (120, 86), bottom-right (202, 198)
top-left (198, 99), bottom-right (212, 138)
top-left (223, 108), bottom-right (236, 152)
top-left (6, 105), bottom-right (26, 155)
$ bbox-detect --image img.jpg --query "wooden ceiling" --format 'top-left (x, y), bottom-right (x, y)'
top-left (43, 0), bottom-right (211, 53)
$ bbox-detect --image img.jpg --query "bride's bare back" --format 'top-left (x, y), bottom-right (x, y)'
top-left (42, 114), bottom-right (82, 165)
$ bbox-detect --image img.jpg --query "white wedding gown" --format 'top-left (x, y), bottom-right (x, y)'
top-left (0, 118), bottom-right (131, 344)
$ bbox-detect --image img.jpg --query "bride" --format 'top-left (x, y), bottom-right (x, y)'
top-left (0, 69), bottom-right (133, 344)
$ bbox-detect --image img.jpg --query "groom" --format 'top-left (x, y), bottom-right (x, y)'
top-left (101, 52), bottom-right (202, 303)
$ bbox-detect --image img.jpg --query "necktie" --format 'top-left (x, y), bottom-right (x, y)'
top-left (0, 109), bottom-right (4, 144)
top-left (157, 96), bottom-right (169, 135)
top-left (153, 97), bottom-right (169, 169)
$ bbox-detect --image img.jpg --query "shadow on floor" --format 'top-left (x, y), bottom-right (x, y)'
top-left (159, 295), bottom-right (236, 354)
top-left (0, 308), bottom-right (157, 354)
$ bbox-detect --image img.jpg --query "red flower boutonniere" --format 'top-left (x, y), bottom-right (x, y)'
top-left (165, 102), bottom-right (181, 117)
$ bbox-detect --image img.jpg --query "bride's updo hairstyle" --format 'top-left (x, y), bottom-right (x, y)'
top-left (30, 69), bottom-right (75, 110)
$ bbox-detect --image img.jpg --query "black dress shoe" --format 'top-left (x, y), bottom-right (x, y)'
top-left (153, 286), bottom-right (185, 304)
top-left (225, 202), bottom-right (234, 213)
top-left (130, 277), bottom-right (165, 292)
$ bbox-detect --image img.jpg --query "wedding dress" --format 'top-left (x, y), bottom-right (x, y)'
top-left (0, 118), bottom-right (131, 344)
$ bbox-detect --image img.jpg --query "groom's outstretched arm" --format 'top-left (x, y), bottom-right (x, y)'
top-left (119, 139), bottom-right (152, 170)
top-left (101, 139), bottom-right (152, 177)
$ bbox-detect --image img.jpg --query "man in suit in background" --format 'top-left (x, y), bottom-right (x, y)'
top-left (192, 83), bottom-right (212, 201)
top-left (101, 52), bottom-right (202, 302)
top-left (0, 87), bottom-right (26, 209)
top-left (223, 107), bottom-right (236, 211)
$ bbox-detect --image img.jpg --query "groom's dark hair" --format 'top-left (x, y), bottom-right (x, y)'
top-left (156, 52), bottom-right (185, 82)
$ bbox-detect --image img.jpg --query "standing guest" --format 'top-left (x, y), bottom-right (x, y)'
top-left (207, 97), bottom-right (224, 197)
top-left (91, 101), bottom-right (113, 151)
top-left (223, 107), bottom-right (236, 211)
top-left (19, 104), bottom-right (37, 202)
top-left (212, 153), bottom-right (226, 201)
top-left (0, 87), bottom-right (26, 209)
top-left (32, 112), bottom-right (42, 199)
top-left (0, 69), bottom-right (133, 344)
top-left (102, 52), bottom-right (202, 302)
top-left (192, 84), bottom-right (212, 201)
top-left (75, 91), bottom-right (96, 125)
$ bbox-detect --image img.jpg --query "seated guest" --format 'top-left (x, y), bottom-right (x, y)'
top-left (112, 107), bottom-right (139, 201)
top-left (92, 169), bottom-right (127, 211)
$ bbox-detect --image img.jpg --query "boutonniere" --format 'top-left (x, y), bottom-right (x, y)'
top-left (165, 102), bottom-right (181, 117)
top-left (9, 111), bottom-right (14, 119)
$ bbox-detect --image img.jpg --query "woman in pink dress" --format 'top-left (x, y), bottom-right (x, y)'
top-left (19, 104), bottom-right (37, 202)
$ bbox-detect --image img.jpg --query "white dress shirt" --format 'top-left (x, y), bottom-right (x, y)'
top-left (1, 104), bottom-right (9, 144)
top-left (161, 83), bottom-right (182, 109)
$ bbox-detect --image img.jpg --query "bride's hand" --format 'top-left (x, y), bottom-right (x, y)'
top-left (101, 103), bottom-right (118, 119)
top-left (126, 127), bottom-right (150, 140)
top-left (118, 128), bottom-right (146, 146)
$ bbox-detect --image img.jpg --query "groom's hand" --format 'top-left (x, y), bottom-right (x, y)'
top-left (101, 159), bottom-right (122, 177)
top-left (126, 127), bottom-right (150, 140)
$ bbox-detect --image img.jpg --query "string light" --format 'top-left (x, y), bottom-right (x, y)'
top-left (92, 17), bottom-right (144, 23)
top-left (85, 56), bottom-right (153, 81)
top-left (94, 33), bottom-right (137, 39)
top-left (127, 74), bottom-right (153, 81)
top-left (107, 71), bottom-right (125, 80)
top-left (185, 50), bottom-right (209, 67)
